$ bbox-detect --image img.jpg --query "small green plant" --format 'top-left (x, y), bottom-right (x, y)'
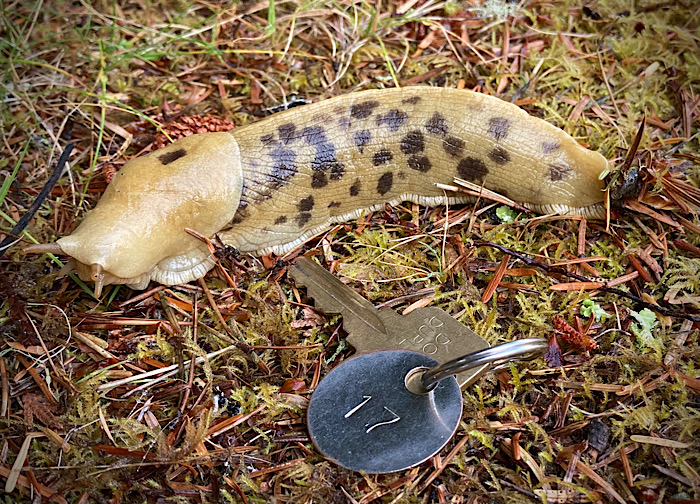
top-left (580, 299), bottom-right (611, 322)
top-left (630, 308), bottom-right (658, 348)
top-left (496, 205), bottom-right (518, 223)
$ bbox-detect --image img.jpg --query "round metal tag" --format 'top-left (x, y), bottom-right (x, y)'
top-left (307, 350), bottom-right (463, 473)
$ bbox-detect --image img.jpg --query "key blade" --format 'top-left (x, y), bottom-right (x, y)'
top-left (289, 257), bottom-right (388, 336)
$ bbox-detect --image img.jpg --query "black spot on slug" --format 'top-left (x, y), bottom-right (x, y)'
top-left (270, 147), bottom-right (297, 170)
top-left (376, 109), bottom-right (408, 131)
top-left (408, 155), bottom-right (432, 172)
top-left (313, 142), bottom-right (337, 170)
top-left (274, 215), bottom-right (288, 225)
top-left (278, 123), bottom-right (298, 144)
top-left (299, 195), bottom-right (315, 212)
top-left (328, 201), bottom-right (341, 208)
top-left (541, 141), bottom-right (561, 153)
top-left (425, 112), bottom-right (448, 136)
top-left (301, 125), bottom-right (327, 146)
top-left (313, 113), bottom-right (334, 124)
top-left (457, 157), bottom-right (488, 182)
top-left (302, 125), bottom-right (346, 180)
top-left (350, 179), bottom-right (361, 196)
top-left (488, 147), bottom-right (511, 165)
top-left (330, 162), bottom-right (345, 181)
top-left (487, 117), bottom-right (511, 141)
top-left (400, 130), bottom-right (425, 155)
top-left (354, 130), bottom-right (371, 153)
top-left (269, 146), bottom-right (298, 188)
top-left (350, 100), bottom-right (380, 119)
top-left (337, 117), bottom-right (351, 130)
top-left (377, 172), bottom-right (393, 195)
top-left (260, 133), bottom-right (276, 146)
top-left (443, 136), bottom-right (465, 157)
top-left (296, 212), bottom-right (312, 227)
top-left (230, 202), bottom-right (250, 224)
top-left (548, 164), bottom-right (571, 181)
top-left (402, 96), bottom-right (421, 104)
top-left (312, 172), bottom-right (328, 188)
top-left (373, 149), bottom-right (393, 166)
top-left (159, 148), bottom-right (187, 165)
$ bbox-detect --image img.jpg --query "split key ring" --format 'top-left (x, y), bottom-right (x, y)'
top-left (405, 337), bottom-right (549, 394)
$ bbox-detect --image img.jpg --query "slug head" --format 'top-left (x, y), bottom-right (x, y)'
top-left (42, 133), bottom-right (242, 294)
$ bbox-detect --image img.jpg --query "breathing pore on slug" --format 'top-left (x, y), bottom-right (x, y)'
top-left (23, 87), bottom-right (609, 296)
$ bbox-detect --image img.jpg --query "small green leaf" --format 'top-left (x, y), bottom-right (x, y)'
top-left (580, 299), bottom-right (611, 322)
top-left (496, 205), bottom-right (517, 223)
top-left (631, 308), bottom-right (658, 347)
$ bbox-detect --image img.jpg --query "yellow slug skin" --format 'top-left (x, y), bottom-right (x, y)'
top-left (56, 133), bottom-right (242, 289)
top-left (224, 87), bottom-right (607, 256)
top-left (46, 87), bottom-right (608, 291)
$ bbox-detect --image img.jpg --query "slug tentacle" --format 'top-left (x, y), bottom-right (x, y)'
top-left (91, 264), bottom-right (105, 297)
top-left (23, 243), bottom-right (64, 255)
top-left (27, 87), bottom-right (608, 293)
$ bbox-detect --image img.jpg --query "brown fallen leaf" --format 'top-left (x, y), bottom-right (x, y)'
top-left (544, 335), bottom-right (563, 368)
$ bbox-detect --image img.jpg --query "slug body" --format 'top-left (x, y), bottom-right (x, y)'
top-left (31, 87), bottom-right (608, 293)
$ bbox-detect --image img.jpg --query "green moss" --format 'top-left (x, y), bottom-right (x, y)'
top-left (2, 0), bottom-right (700, 501)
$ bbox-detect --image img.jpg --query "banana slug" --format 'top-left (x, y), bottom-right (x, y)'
top-left (25, 87), bottom-right (608, 295)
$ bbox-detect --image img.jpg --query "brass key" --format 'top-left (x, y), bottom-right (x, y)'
top-left (289, 256), bottom-right (490, 389)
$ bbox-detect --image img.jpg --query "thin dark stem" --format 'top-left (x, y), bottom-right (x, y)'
top-left (0, 144), bottom-right (74, 259)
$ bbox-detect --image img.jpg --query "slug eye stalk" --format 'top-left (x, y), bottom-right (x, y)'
top-left (23, 244), bottom-right (105, 297)
top-left (91, 263), bottom-right (105, 297)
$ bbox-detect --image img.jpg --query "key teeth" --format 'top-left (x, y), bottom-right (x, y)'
top-left (289, 264), bottom-right (345, 315)
top-left (289, 271), bottom-right (335, 312)
top-left (289, 258), bottom-right (388, 336)
top-left (339, 323), bottom-right (382, 351)
top-left (298, 284), bottom-right (345, 315)
top-left (302, 287), bottom-right (388, 338)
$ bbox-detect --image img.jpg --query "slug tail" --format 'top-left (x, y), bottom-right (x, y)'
top-left (524, 202), bottom-right (607, 220)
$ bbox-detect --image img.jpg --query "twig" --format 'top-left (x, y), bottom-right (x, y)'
top-left (621, 114), bottom-right (646, 173)
top-left (475, 241), bottom-right (700, 322)
top-left (0, 144), bottom-right (73, 258)
top-left (96, 344), bottom-right (239, 392)
top-left (499, 479), bottom-right (538, 500)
